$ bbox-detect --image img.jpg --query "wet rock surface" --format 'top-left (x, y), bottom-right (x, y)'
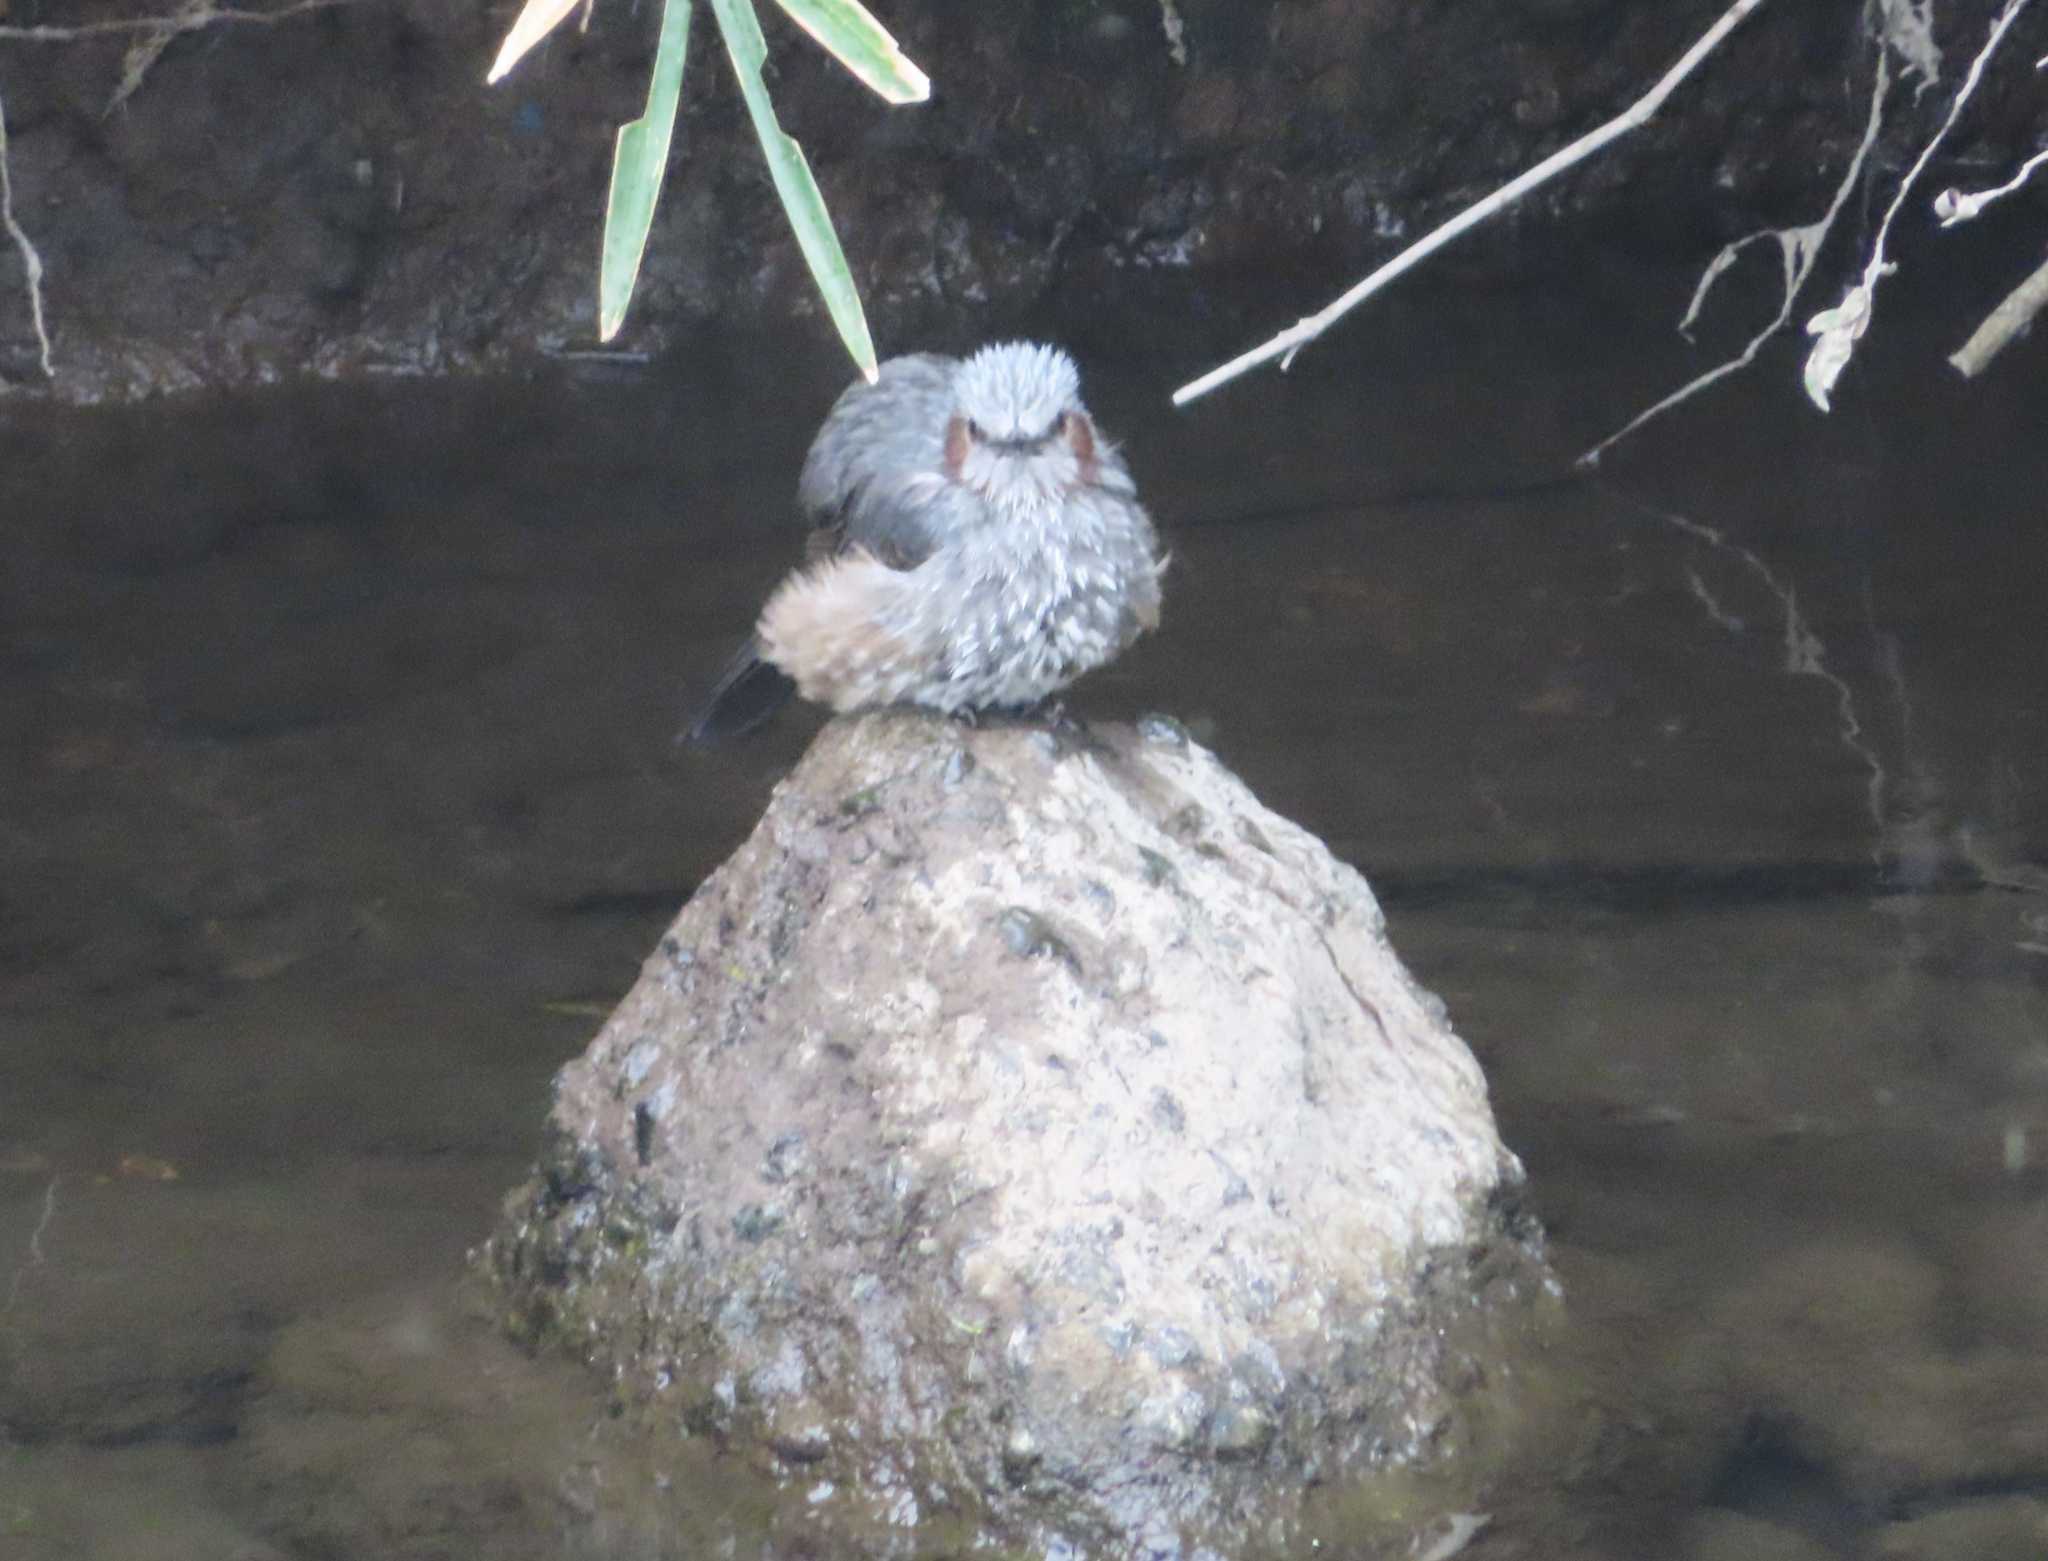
top-left (1, 0), bottom-right (2032, 400)
top-left (482, 710), bottom-right (1550, 1555)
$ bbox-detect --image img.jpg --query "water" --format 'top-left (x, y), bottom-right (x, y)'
top-left (3, 245), bottom-right (2045, 1559)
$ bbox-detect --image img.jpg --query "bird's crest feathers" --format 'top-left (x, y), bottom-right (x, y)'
top-left (952, 342), bottom-right (1080, 441)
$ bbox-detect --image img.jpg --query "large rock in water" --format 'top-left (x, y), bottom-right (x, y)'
top-left (482, 712), bottom-right (1549, 1557)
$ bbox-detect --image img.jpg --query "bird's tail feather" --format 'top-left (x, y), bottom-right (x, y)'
top-left (683, 638), bottom-right (797, 744)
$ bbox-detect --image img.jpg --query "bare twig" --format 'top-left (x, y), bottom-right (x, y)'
top-left (1802, 0), bottom-right (2036, 410)
top-left (1172, 0), bottom-right (1769, 407)
top-left (1579, 51), bottom-right (1891, 464)
top-left (1934, 145), bottom-right (2048, 226)
top-left (3, 1175), bottom-right (61, 1322)
top-left (0, 75), bottom-right (54, 380)
top-left (1949, 247), bottom-right (2048, 377)
top-left (107, 0), bottom-right (216, 115)
top-left (0, 0), bottom-right (346, 42)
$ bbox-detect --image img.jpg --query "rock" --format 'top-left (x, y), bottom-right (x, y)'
top-left (481, 710), bottom-right (1548, 1556)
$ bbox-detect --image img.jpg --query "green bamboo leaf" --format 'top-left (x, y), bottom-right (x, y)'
top-left (707, 0), bottom-right (878, 381)
top-left (770, 0), bottom-right (929, 104)
top-left (599, 0), bottom-right (693, 341)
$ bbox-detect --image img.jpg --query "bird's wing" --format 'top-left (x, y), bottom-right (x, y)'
top-left (797, 353), bottom-right (959, 571)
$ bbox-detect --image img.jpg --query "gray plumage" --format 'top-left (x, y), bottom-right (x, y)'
top-left (689, 342), bottom-right (1163, 740)
top-left (793, 352), bottom-right (959, 570)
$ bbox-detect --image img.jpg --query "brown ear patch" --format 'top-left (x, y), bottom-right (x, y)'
top-left (944, 415), bottom-right (972, 474)
top-left (757, 550), bottom-right (918, 713)
top-left (1062, 411), bottom-right (1099, 483)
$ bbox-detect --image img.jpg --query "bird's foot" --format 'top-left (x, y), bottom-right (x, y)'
top-left (1035, 697), bottom-right (1083, 734)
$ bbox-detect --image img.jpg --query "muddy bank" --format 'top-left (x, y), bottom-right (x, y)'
top-left (0, 0), bottom-right (2034, 400)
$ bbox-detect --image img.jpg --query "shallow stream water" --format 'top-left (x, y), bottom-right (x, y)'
top-left (4, 245), bottom-right (2046, 1559)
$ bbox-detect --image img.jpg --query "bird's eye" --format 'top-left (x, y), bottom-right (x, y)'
top-left (965, 419), bottom-right (983, 442)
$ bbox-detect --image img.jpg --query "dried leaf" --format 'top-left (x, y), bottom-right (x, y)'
top-left (1802, 281), bottom-right (1875, 411)
top-left (116, 1153), bottom-right (180, 1182)
top-left (487, 0), bottom-right (584, 84)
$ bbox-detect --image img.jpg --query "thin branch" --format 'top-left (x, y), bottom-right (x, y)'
top-left (0, 0), bottom-right (346, 42)
top-left (1578, 49), bottom-right (1891, 465)
top-left (1949, 246), bottom-right (2048, 377)
top-left (1802, 0), bottom-right (2036, 410)
top-left (1863, 0), bottom-right (2033, 294)
top-left (1933, 144), bottom-right (2048, 226)
top-left (107, 0), bottom-right (215, 115)
top-left (1938, 49), bottom-right (2048, 376)
top-left (1171, 0), bottom-right (1769, 407)
top-left (0, 75), bottom-right (53, 380)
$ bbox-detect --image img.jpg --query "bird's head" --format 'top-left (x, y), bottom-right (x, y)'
top-left (943, 342), bottom-right (1100, 500)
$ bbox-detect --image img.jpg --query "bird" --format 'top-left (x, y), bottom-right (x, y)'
top-left (685, 341), bottom-right (1165, 743)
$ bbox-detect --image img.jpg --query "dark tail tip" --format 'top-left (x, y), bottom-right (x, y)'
top-left (682, 642), bottom-right (797, 745)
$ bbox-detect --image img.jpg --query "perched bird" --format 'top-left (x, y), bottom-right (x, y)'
top-left (686, 342), bottom-right (1164, 743)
